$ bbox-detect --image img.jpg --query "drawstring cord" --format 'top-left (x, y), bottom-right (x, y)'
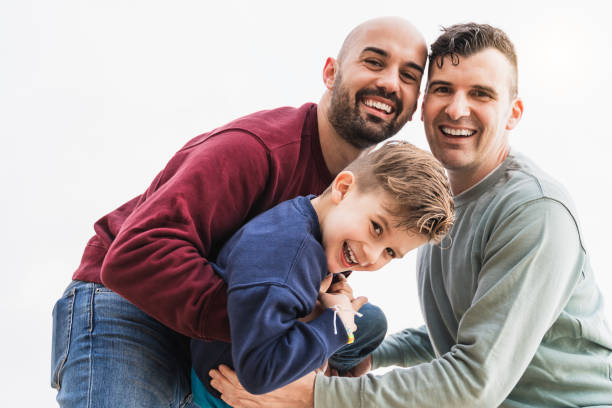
top-left (331, 305), bottom-right (363, 335)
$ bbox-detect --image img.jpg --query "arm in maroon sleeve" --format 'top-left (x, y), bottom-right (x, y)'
top-left (100, 131), bottom-right (271, 341)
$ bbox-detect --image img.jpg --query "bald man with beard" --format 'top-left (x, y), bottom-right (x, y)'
top-left (50, 17), bottom-right (428, 408)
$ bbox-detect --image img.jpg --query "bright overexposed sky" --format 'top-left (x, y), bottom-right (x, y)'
top-left (1, 1), bottom-right (611, 405)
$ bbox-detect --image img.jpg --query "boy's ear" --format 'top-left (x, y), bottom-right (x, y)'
top-left (331, 171), bottom-right (355, 204)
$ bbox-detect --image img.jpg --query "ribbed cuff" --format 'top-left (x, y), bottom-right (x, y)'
top-left (314, 372), bottom-right (362, 407)
top-left (308, 308), bottom-right (349, 357)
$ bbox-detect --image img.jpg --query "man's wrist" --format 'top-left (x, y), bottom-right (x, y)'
top-left (297, 372), bottom-right (316, 408)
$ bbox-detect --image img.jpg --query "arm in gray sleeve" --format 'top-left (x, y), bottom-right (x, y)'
top-left (314, 199), bottom-right (585, 407)
top-left (371, 325), bottom-right (436, 370)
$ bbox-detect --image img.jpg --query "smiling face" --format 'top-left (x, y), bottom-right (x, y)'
top-left (422, 48), bottom-right (523, 193)
top-left (315, 172), bottom-right (428, 274)
top-left (326, 19), bottom-right (427, 148)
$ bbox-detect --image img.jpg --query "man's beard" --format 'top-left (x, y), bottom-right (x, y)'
top-left (327, 77), bottom-right (407, 149)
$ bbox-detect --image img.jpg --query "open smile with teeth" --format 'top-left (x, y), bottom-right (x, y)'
top-left (363, 98), bottom-right (394, 115)
top-left (342, 242), bottom-right (358, 266)
top-left (440, 126), bottom-right (476, 137)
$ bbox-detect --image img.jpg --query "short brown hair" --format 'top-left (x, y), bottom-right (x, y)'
top-left (429, 23), bottom-right (518, 97)
top-left (345, 140), bottom-right (454, 244)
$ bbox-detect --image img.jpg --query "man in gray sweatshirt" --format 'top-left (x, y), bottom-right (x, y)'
top-left (210, 23), bottom-right (612, 407)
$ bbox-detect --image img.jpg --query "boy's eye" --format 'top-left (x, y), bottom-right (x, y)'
top-left (372, 221), bottom-right (382, 235)
top-left (386, 248), bottom-right (396, 258)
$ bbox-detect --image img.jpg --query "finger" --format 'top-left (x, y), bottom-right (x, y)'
top-left (210, 371), bottom-right (232, 396)
top-left (331, 280), bottom-right (352, 290)
top-left (218, 364), bottom-right (243, 388)
top-left (329, 282), bottom-right (351, 295)
top-left (351, 296), bottom-right (368, 312)
top-left (320, 273), bottom-right (333, 293)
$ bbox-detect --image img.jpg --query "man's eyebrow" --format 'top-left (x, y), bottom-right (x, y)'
top-left (428, 80), bottom-right (452, 88)
top-left (361, 46), bottom-right (388, 58)
top-left (361, 47), bottom-right (424, 73)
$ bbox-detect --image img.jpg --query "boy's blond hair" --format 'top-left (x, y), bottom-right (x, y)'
top-left (346, 140), bottom-right (454, 244)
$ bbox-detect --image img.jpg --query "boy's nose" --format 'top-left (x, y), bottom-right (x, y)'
top-left (361, 243), bottom-right (386, 267)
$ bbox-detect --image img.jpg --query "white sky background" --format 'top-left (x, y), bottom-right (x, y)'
top-left (1, 0), bottom-right (611, 405)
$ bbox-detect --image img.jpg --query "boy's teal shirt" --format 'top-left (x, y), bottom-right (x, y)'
top-left (314, 150), bottom-right (612, 407)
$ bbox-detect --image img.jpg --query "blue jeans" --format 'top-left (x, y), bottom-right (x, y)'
top-left (327, 302), bottom-right (388, 373)
top-left (51, 280), bottom-right (199, 408)
top-left (51, 281), bottom-right (386, 407)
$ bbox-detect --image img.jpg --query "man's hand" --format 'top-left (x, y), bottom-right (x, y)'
top-left (209, 365), bottom-right (315, 408)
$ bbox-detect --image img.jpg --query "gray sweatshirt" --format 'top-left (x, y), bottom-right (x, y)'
top-left (315, 151), bottom-right (612, 407)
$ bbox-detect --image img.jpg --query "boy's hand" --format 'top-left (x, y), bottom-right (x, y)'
top-left (328, 273), bottom-right (354, 299)
top-left (328, 273), bottom-right (368, 318)
top-left (318, 292), bottom-right (358, 332)
top-left (319, 273), bottom-right (334, 294)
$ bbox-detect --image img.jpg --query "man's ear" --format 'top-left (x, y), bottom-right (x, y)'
top-left (407, 91), bottom-right (420, 121)
top-left (420, 94), bottom-right (426, 122)
top-left (331, 171), bottom-right (355, 204)
top-left (323, 57), bottom-right (338, 90)
top-left (506, 97), bottom-right (524, 130)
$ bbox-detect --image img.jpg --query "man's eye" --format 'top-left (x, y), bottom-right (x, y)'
top-left (401, 71), bottom-right (416, 82)
top-left (372, 221), bottom-right (382, 235)
top-left (386, 248), bottom-right (396, 258)
top-left (365, 59), bottom-right (383, 68)
top-left (473, 90), bottom-right (492, 99)
top-left (433, 86), bottom-right (450, 94)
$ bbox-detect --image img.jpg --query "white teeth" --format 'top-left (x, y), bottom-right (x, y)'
top-left (441, 126), bottom-right (475, 137)
top-left (364, 99), bottom-right (392, 113)
top-left (343, 243), bottom-right (357, 264)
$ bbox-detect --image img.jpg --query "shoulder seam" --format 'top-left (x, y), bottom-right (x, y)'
top-left (505, 197), bottom-right (586, 252)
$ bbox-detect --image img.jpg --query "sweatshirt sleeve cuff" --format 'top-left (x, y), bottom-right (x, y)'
top-left (308, 308), bottom-right (349, 357)
top-left (370, 346), bottom-right (384, 370)
top-left (314, 372), bottom-right (362, 407)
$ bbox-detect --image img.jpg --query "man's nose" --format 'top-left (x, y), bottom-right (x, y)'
top-left (374, 68), bottom-right (401, 96)
top-left (445, 92), bottom-right (470, 120)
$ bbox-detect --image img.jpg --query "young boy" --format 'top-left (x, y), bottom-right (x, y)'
top-left (191, 141), bottom-right (454, 407)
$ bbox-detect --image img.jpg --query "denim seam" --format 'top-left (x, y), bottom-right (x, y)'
top-left (87, 283), bottom-right (95, 408)
top-left (53, 287), bottom-right (76, 389)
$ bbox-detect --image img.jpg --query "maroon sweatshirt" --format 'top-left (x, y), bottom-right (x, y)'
top-left (73, 103), bottom-right (332, 342)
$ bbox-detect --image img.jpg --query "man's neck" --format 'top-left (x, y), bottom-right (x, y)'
top-left (448, 170), bottom-right (488, 196)
top-left (316, 101), bottom-right (362, 176)
top-left (448, 147), bottom-right (510, 196)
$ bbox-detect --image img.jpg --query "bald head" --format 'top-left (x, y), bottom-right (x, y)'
top-left (317, 17), bottom-right (427, 173)
top-left (337, 17), bottom-right (426, 67)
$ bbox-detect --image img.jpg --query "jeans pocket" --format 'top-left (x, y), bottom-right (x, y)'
top-left (50, 285), bottom-right (76, 390)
